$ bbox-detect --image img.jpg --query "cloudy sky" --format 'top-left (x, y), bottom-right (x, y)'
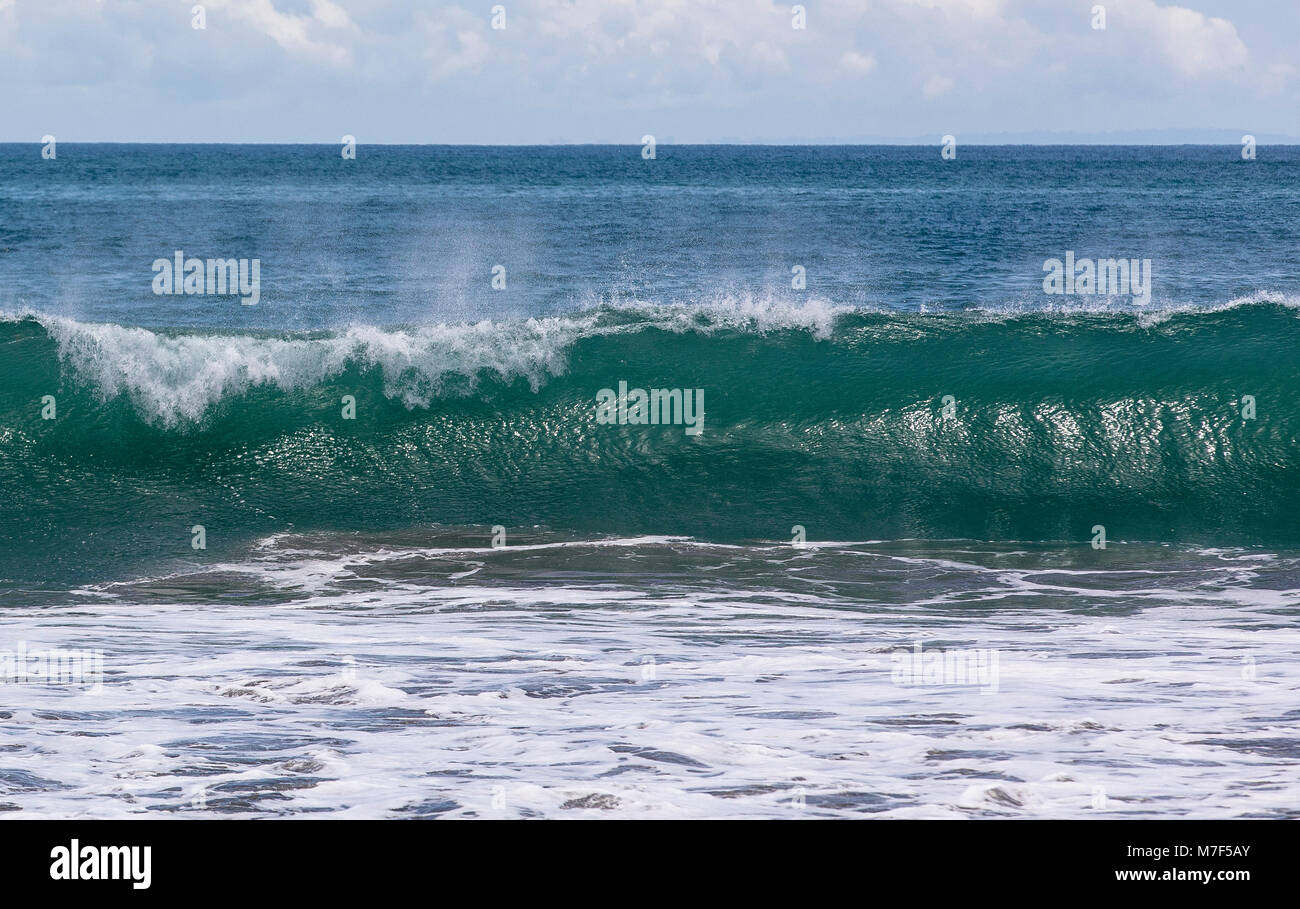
top-left (1, 0), bottom-right (1298, 142)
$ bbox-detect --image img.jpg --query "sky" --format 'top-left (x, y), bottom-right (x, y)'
top-left (1, 0), bottom-right (1298, 143)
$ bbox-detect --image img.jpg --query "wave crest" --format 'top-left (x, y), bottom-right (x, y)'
top-left (4, 291), bottom-right (1299, 426)
top-left (28, 313), bottom-right (595, 425)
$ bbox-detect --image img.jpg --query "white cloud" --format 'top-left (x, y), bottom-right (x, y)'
top-left (310, 0), bottom-right (352, 31)
top-left (840, 51), bottom-right (877, 74)
top-left (208, 0), bottom-right (354, 66)
top-left (428, 27), bottom-right (490, 79)
top-left (899, 0), bottom-right (1009, 20)
top-left (0, 0), bottom-right (1294, 142)
top-left (1117, 0), bottom-right (1249, 77)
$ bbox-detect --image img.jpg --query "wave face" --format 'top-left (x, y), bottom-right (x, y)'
top-left (2, 300), bottom-right (1298, 583)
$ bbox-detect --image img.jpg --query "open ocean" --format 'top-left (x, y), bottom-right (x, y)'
top-left (0, 144), bottom-right (1297, 818)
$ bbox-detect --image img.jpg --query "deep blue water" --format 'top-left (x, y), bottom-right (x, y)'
top-left (2, 144), bottom-right (1298, 328)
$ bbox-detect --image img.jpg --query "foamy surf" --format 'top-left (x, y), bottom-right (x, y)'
top-left (1, 536), bottom-right (1296, 818)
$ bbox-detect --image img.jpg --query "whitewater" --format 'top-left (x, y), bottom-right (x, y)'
top-left (1, 533), bottom-right (1296, 818)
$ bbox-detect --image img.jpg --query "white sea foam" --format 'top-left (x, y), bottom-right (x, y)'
top-left (590, 291), bottom-right (854, 339)
top-left (959, 289), bottom-right (1300, 324)
top-left (1, 538), bottom-right (1296, 818)
top-left (28, 312), bottom-right (598, 426)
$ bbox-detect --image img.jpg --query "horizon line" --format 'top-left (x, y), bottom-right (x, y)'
top-left (5, 140), bottom-right (1300, 147)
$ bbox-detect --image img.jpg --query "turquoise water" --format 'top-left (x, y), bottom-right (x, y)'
top-left (1, 302), bottom-right (1297, 588)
